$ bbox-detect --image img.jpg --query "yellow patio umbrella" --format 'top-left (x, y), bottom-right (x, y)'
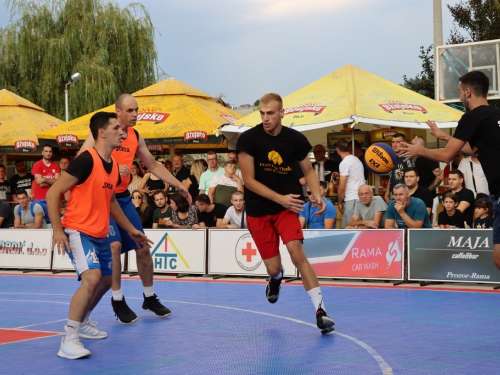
top-left (37, 78), bottom-right (241, 151)
top-left (0, 89), bottom-right (63, 154)
top-left (221, 64), bottom-right (464, 148)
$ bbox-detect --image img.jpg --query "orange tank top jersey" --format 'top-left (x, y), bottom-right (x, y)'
top-left (112, 127), bottom-right (138, 193)
top-left (62, 148), bottom-right (119, 238)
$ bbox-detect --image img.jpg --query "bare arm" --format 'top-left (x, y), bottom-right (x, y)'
top-left (298, 216), bottom-right (306, 228)
top-left (385, 218), bottom-right (396, 229)
top-left (14, 212), bottom-right (44, 229)
top-left (337, 176), bottom-right (347, 212)
top-left (217, 217), bottom-right (236, 229)
top-left (208, 187), bottom-right (216, 203)
top-left (299, 157), bottom-right (325, 215)
top-left (323, 217), bottom-right (335, 229)
top-left (182, 177), bottom-right (192, 190)
top-left (457, 201), bottom-right (470, 213)
top-left (384, 186), bottom-right (390, 204)
top-left (34, 174), bottom-right (50, 187)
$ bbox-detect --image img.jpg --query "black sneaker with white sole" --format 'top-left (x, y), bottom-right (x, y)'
top-left (316, 307), bottom-right (335, 334)
top-left (265, 270), bottom-right (283, 304)
top-left (142, 294), bottom-right (171, 317)
top-left (111, 296), bottom-right (138, 324)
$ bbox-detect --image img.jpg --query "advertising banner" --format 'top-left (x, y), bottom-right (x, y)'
top-left (208, 230), bottom-right (297, 277)
top-left (303, 229), bottom-right (404, 280)
top-left (0, 229), bottom-right (52, 269)
top-left (52, 248), bottom-right (124, 272)
top-left (408, 229), bottom-right (500, 283)
top-left (128, 229), bottom-right (206, 274)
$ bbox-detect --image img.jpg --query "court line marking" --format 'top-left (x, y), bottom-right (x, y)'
top-left (1, 295), bottom-right (393, 375)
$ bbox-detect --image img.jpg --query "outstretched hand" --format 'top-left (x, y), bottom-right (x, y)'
top-left (396, 136), bottom-right (422, 162)
top-left (426, 120), bottom-right (449, 141)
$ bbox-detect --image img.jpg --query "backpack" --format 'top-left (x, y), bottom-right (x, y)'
top-left (18, 199), bottom-right (51, 224)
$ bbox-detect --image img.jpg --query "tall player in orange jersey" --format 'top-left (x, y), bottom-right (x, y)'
top-left (79, 94), bottom-right (192, 324)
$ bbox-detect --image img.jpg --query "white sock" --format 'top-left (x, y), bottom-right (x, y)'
top-left (143, 286), bottom-right (154, 297)
top-left (65, 319), bottom-right (81, 339)
top-left (307, 287), bottom-right (326, 312)
top-left (84, 311), bottom-right (91, 324)
top-left (272, 269), bottom-right (283, 280)
top-left (112, 289), bottom-right (123, 301)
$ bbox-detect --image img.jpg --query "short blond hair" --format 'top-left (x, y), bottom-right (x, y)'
top-left (260, 93), bottom-right (283, 110)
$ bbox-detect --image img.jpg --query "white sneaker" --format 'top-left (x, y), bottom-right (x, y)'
top-left (57, 335), bottom-right (91, 359)
top-left (79, 320), bottom-right (107, 339)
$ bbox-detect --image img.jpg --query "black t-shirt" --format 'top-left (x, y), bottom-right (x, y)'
top-left (236, 124), bottom-right (311, 216)
top-left (474, 216), bottom-right (494, 229)
top-left (66, 150), bottom-right (121, 186)
top-left (411, 185), bottom-right (434, 209)
top-left (10, 173), bottom-right (34, 193)
top-left (438, 209), bottom-right (465, 228)
top-left (197, 203), bottom-right (227, 227)
top-left (415, 156), bottom-right (439, 198)
top-left (312, 159), bottom-right (339, 182)
top-left (389, 156), bottom-right (415, 192)
top-left (188, 175), bottom-right (199, 199)
top-left (0, 200), bottom-right (14, 228)
top-left (443, 188), bottom-right (475, 227)
top-left (453, 105), bottom-right (500, 197)
top-left (174, 166), bottom-right (190, 183)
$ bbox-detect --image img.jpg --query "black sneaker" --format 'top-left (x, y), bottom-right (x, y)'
top-left (316, 307), bottom-right (335, 334)
top-left (111, 296), bottom-right (138, 324)
top-left (265, 270), bottom-right (283, 304)
top-left (142, 294), bottom-right (171, 317)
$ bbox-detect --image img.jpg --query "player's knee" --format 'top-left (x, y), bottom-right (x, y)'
top-left (81, 269), bottom-right (101, 290)
top-left (110, 241), bottom-right (122, 255)
top-left (100, 275), bottom-right (112, 290)
top-left (266, 264), bottom-right (282, 277)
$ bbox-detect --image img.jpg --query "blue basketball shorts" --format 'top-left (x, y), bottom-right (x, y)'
top-left (107, 195), bottom-right (145, 253)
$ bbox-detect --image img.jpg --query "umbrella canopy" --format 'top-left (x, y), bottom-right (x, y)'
top-left (221, 64), bottom-right (464, 148)
top-left (37, 78), bottom-right (241, 151)
top-left (0, 89), bottom-right (63, 153)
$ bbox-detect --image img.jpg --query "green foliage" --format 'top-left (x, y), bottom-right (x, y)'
top-left (403, 45), bottom-right (434, 99)
top-left (0, 0), bottom-right (160, 120)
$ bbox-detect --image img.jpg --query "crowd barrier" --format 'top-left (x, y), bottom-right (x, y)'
top-left (0, 228), bottom-right (498, 286)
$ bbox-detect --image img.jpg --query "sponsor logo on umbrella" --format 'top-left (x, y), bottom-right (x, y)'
top-left (379, 101), bottom-right (428, 114)
top-left (220, 114), bottom-right (239, 123)
top-left (56, 134), bottom-right (79, 146)
top-left (14, 140), bottom-right (37, 152)
top-left (147, 144), bottom-right (163, 152)
top-left (283, 105), bottom-right (326, 116)
top-left (184, 131), bottom-right (207, 141)
top-left (137, 112), bottom-right (169, 123)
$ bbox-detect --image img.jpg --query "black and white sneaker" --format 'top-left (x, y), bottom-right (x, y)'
top-left (111, 296), bottom-right (138, 324)
top-left (316, 307), bottom-right (335, 334)
top-left (265, 269), bottom-right (283, 304)
top-left (142, 294), bottom-right (172, 317)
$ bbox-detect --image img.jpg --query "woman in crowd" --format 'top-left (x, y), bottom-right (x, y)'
top-left (182, 159), bottom-right (205, 199)
top-left (131, 190), bottom-right (154, 229)
top-left (165, 192), bottom-right (198, 229)
top-left (128, 161), bottom-right (144, 195)
top-left (139, 157), bottom-right (168, 208)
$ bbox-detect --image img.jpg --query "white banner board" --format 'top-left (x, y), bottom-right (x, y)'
top-left (208, 230), bottom-right (297, 277)
top-left (0, 229), bottom-right (52, 269)
top-left (128, 229), bottom-right (206, 274)
top-left (53, 248), bottom-right (125, 273)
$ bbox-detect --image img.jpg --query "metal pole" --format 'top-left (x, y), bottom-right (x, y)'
top-left (64, 84), bottom-right (69, 122)
top-left (433, 0), bottom-right (443, 101)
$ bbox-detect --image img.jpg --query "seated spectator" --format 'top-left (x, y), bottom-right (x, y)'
top-left (60, 200), bottom-right (67, 218)
top-left (13, 189), bottom-right (47, 229)
top-left (0, 199), bottom-right (14, 228)
top-left (152, 190), bottom-right (173, 229)
top-left (442, 169), bottom-right (475, 228)
top-left (473, 198), bottom-right (494, 229)
top-left (193, 194), bottom-right (227, 228)
top-left (458, 155), bottom-right (489, 198)
top-left (218, 190), bottom-right (247, 229)
top-left (182, 159), bottom-right (204, 200)
top-left (228, 150), bottom-right (244, 181)
top-left (346, 185), bottom-right (387, 229)
top-left (437, 192), bottom-right (465, 228)
top-left (208, 160), bottom-right (243, 206)
top-left (165, 192), bottom-right (198, 229)
top-left (385, 184), bottom-right (432, 229)
top-left (128, 161), bottom-right (144, 195)
top-left (139, 158), bottom-right (168, 209)
top-left (299, 183), bottom-right (336, 229)
top-left (131, 190), bottom-right (153, 228)
top-left (405, 167), bottom-right (433, 216)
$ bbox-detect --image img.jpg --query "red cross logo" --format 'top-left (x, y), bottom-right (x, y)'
top-left (241, 242), bottom-right (257, 262)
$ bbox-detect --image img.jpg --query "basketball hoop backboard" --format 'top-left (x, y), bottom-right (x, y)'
top-left (436, 39), bottom-right (500, 103)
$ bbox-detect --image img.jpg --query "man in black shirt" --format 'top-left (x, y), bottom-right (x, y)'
top-left (192, 194), bottom-right (227, 228)
top-left (413, 137), bottom-right (441, 198)
top-left (10, 160), bottom-right (34, 198)
top-left (171, 153), bottom-right (190, 182)
top-left (311, 144), bottom-right (339, 183)
top-left (400, 70), bottom-right (500, 271)
top-left (405, 167), bottom-right (433, 216)
top-left (0, 200), bottom-right (14, 228)
top-left (442, 169), bottom-right (475, 227)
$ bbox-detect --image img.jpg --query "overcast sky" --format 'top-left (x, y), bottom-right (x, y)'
top-left (0, 0), bottom-right (462, 106)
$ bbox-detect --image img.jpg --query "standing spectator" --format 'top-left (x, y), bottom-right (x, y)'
top-left (385, 184), bottom-right (432, 229)
top-left (336, 139), bottom-right (365, 228)
top-left (131, 190), bottom-right (153, 229)
top-left (218, 190), bottom-right (247, 229)
top-left (473, 199), bottom-right (494, 229)
top-left (13, 189), bottom-right (47, 229)
top-left (127, 161), bottom-right (144, 195)
top-left (165, 192), bottom-right (198, 229)
top-left (182, 159), bottom-right (204, 199)
top-left (199, 151), bottom-right (224, 194)
top-left (384, 133), bottom-right (415, 204)
top-left (442, 169), bottom-right (475, 227)
top-left (312, 144), bottom-right (339, 183)
top-left (208, 160), bottom-right (244, 206)
top-left (413, 137), bottom-right (441, 198)
top-left (299, 183), bottom-right (336, 229)
top-left (0, 199), bottom-right (14, 228)
top-left (171, 153), bottom-right (190, 183)
top-left (228, 150), bottom-right (243, 180)
top-left (437, 192), bottom-right (465, 228)
top-left (10, 160), bottom-right (34, 198)
top-left (164, 160), bottom-right (173, 174)
top-left (349, 141), bottom-right (368, 182)
top-left (404, 167), bottom-right (433, 216)
top-left (32, 144), bottom-right (60, 200)
top-left (458, 155), bottom-right (489, 198)
top-left (192, 194), bottom-right (227, 228)
top-left (59, 157), bottom-right (70, 173)
top-left (0, 164), bottom-right (12, 201)
top-left (152, 190), bottom-right (173, 229)
top-left (346, 185), bottom-right (387, 229)
top-left (139, 159), bottom-right (168, 209)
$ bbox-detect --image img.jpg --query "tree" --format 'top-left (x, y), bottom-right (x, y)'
top-left (0, 0), bottom-right (160, 120)
top-left (404, 0), bottom-right (500, 99)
